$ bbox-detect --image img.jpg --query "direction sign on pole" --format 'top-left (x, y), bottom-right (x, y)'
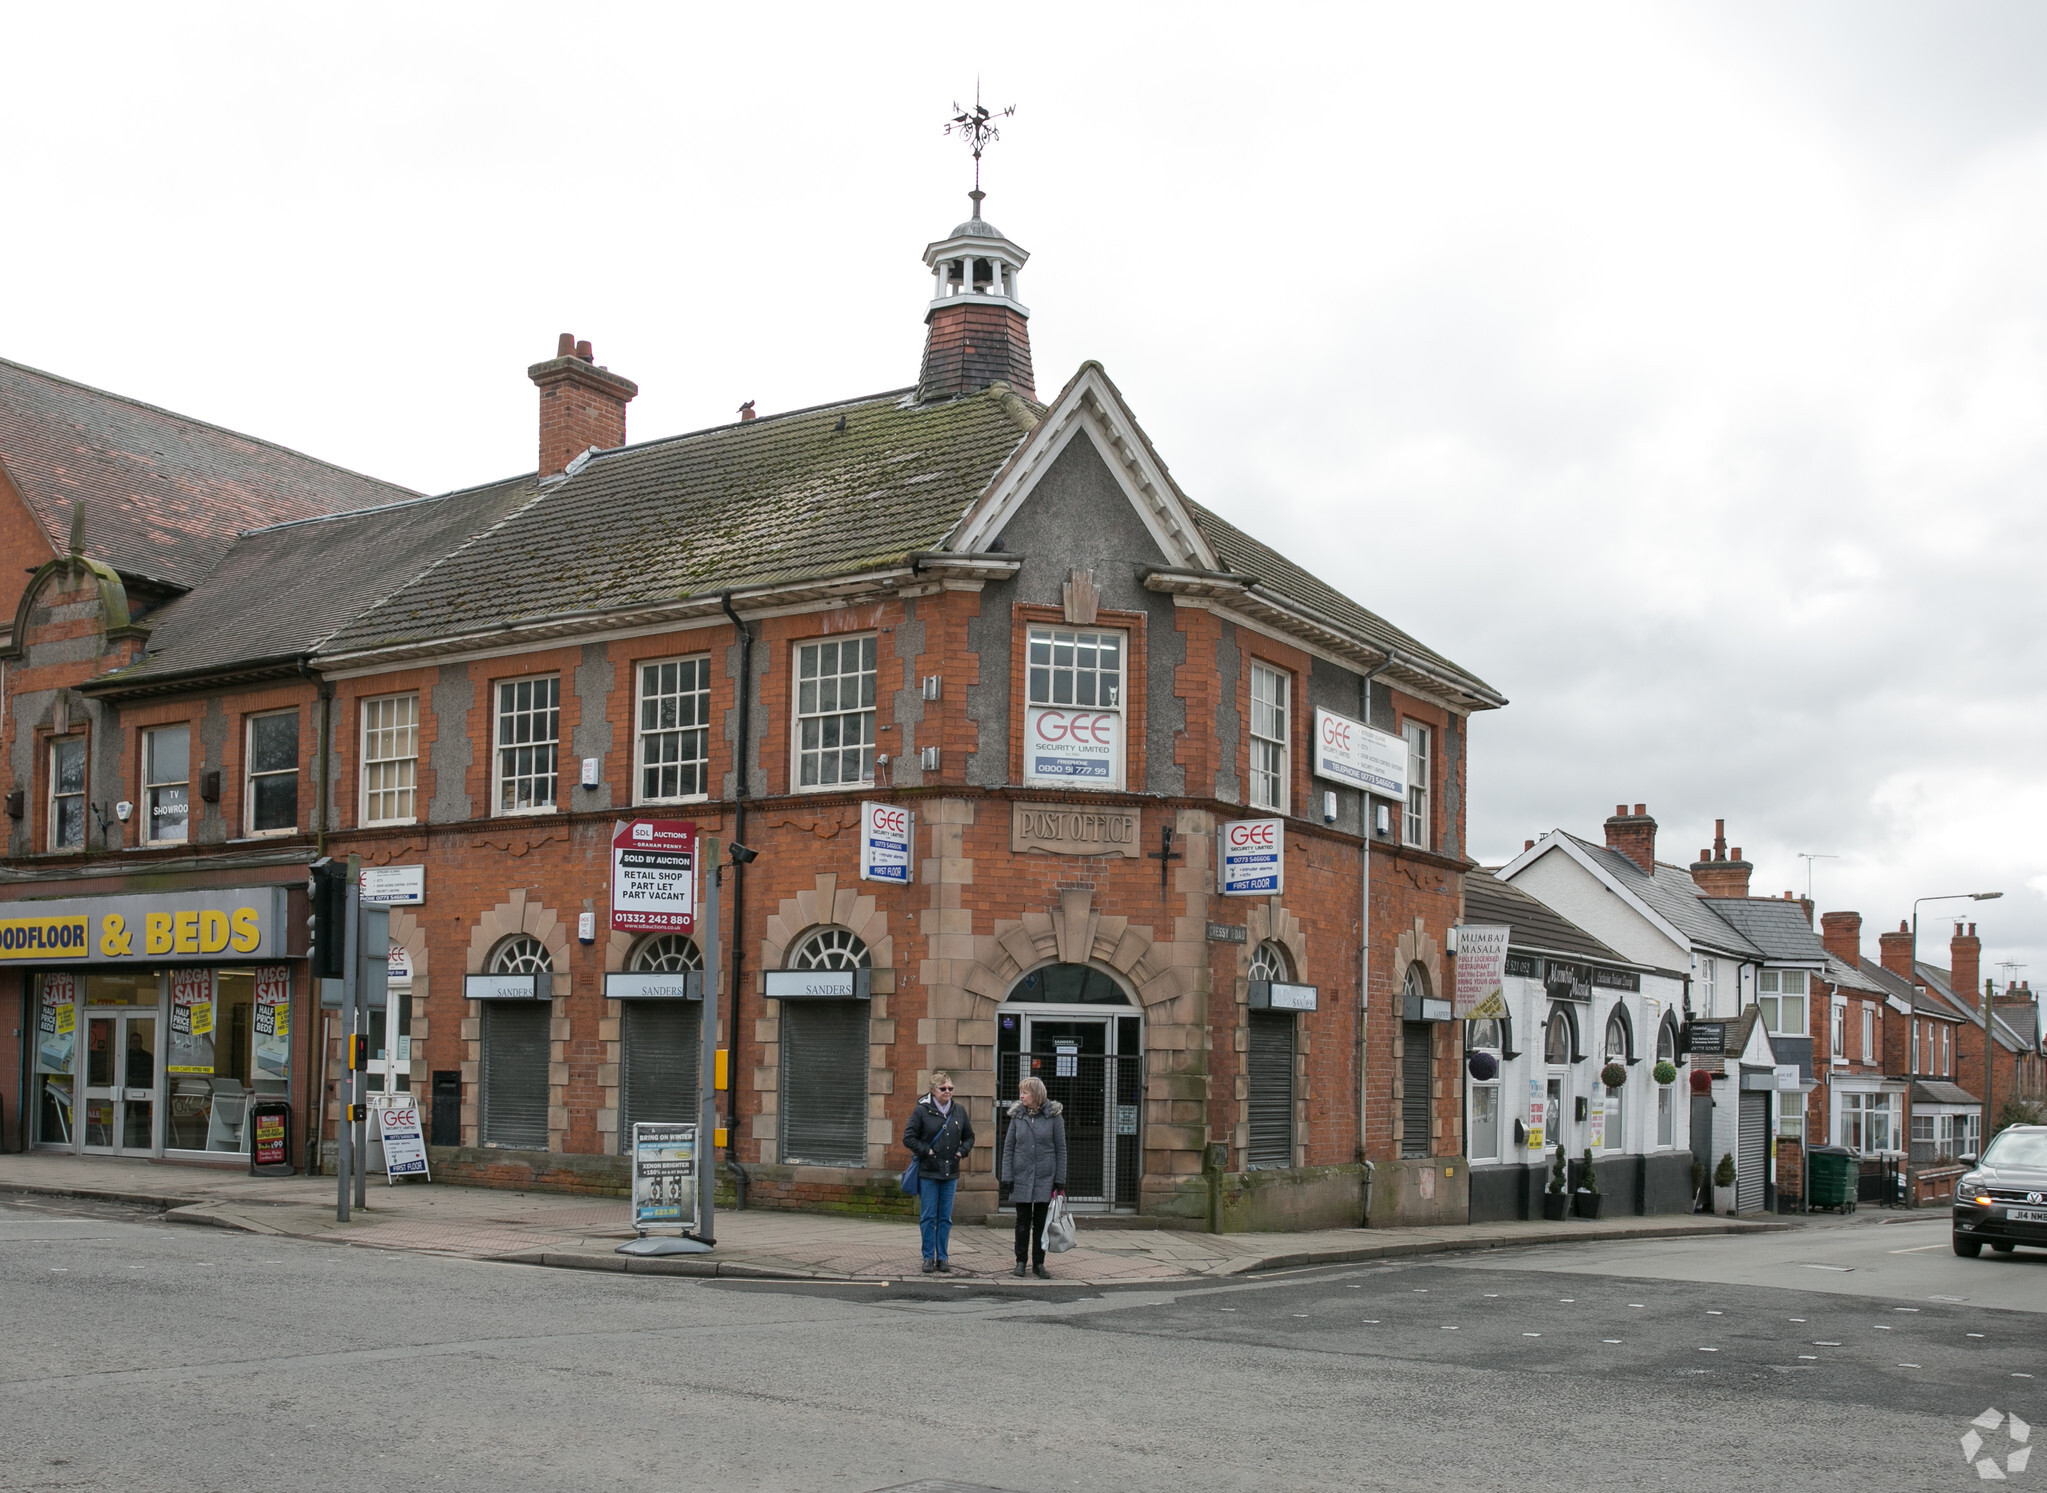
top-left (610, 821), bottom-right (697, 934)
top-left (859, 802), bottom-right (913, 884)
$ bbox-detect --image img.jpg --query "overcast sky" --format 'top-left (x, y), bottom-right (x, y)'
top-left (7, 3), bottom-right (2044, 1005)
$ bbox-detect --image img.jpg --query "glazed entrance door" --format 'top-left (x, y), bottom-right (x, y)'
top-left (82, 1013), bottom-right (159, 1154)
top-left (997, 1008), bottom-right (1143, 1209)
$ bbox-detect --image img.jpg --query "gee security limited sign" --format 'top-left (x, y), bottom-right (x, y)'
top-left (1219, 818), bottom-right (1284, 896)
top-left (1312, 708), bottom-right (1407, 799)
top-left (611, 820), bottom-right (696, 934)
top-left (1025, 707), bottom-right (1121, 786)
top-left (859, 802), bottom-right (914, 884)
top-left (376, 1104), bottom-right (431, 1180)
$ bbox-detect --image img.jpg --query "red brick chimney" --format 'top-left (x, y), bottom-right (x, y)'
top-left (1603, 803), bottom-right (1657, 874)
top-left (918, 193), bottom-right (1035, 404)
top-left (1687, 818), bottom-right (1753, 898)
top-left (1878, 919), bottom-right (1914, 981)
top-left (1821, 910), bottom-right (1862, 967)
top-left (1950, 922), bottom-right (1982, 1011)
top-left (528, 332), bottom-right (638, 478)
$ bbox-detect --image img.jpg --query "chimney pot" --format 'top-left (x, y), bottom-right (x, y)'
top-left (1615, 804), bottom-right (1627, 818)
top-left (1634, 803), bottom-right (1646, 817)
top-left (574, 339), bottom-right (594, 362)
top-left (528, 334), bottom-right (638, 477)
top-left (1524, 839), bottom-right (1534, 851)
top-left (1731, 847), bottom-right (1742, 862)
top-left (556, 331), bottom-right (575, 357)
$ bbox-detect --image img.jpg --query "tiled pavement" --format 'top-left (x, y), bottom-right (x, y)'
top-left (0, 1152), bottom-right (1786, 1285)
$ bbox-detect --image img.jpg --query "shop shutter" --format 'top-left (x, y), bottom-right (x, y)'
top-left (1737, 1090), bottom-right (1767, 1213)
top-left (1401, 1021), bottom-right (1433, 1159)
top-left (620, 1002), bottom-right (701, 1149)
top-left (1246, 1011), bottom-right (1294, 1169)
top-left (481, 1001), bottom-right (550, 1150)
top-left (779, 999), bottom-right (869, 1167)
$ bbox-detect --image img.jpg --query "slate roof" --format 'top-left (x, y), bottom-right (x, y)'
top-left (1702, 898), bottom-right (1831, 963)
top-left (323, 387), bottom-right (1034, 653)
top-left (1912, 1079), bottom-right (1981, 1107)
top-left (1561, 837), bottom-right (1763, 958)
top-left (1465, 873), bottom-right (1642, 971)
top-left (1916, 962), bottom-right (2033, 1053)
top-left (0, 357), bottom-right (416, 592)
top-left (1189, 500), bottom-right (1501, 702)
top-left (1823, 953), bottom-right (1888, 997)
top-left (88, 477), bottom-right (537, 691)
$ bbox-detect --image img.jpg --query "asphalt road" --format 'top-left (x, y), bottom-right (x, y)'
top-left (2, 1196), bottom-right (2041, 1493)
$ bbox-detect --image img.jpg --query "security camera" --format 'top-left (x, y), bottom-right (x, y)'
top-left (115, 801), bottom-right (133, 822)
top-left (728, 842), bottom-right (759, 865)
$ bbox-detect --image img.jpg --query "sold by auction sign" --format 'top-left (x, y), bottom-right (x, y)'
top-left (1219, 818), bottom-right (1285, 896)
top-left (1311, 708), bottom-right (1407, 799)
top-left (859, 801), bottom-right (914, 884)
top-left (610, 820), bottom-right (697, 934)
top-left (1025, 706), bottom-right (1121, 785)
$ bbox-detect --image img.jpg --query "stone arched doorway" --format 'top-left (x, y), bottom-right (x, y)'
top-left (996, 960), bottom-right (1143, 1209)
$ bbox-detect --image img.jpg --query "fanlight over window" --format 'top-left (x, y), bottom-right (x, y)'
top-left (490, 935), bottom-right (552, 973)
top-left (632, 935), bottom-right (702, 973)
top-left (788, 927), bottom-right (870, 970)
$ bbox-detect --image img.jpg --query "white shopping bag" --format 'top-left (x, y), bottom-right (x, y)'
top-left (1041, 1195), bottom-right (1077, 1254)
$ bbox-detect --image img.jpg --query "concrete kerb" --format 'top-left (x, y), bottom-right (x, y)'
top-left (1223, 1218), bottom-right (1792, 1276)
top-left (0, 1179), bottom-right (208, 1213)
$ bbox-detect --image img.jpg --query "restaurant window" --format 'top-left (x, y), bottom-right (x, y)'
top-left (480, 936), bottom-right (552, 1150)
top-left (49, 735), bottom-right (86, 851)
top-left (245, 711), bottom-right (299, 834)
top-left (1602, 1008), bottom-right (1629, 1150)
top-left (794, 637), bottom-right (877, 790)
top-left (778, 928), bottom-right (871, 1166)
top-left (638, 657), bottom-right (711, 802)
top-left (1656, 1013), bottom-right (1677, 1147)
top-left (1544, 1004), bottom-right (1575, 1065)
top-left (1246, 941), bottom-right (1295, 1169)
top-left (1248, 664), bottom-right (1289, 814)
top-left (618, 934), bottom-right (705, 1152)
top-left (495, 677), bottom-right (560, 814)
top-left (142, 725), bottom-right (190, 843)
top-left (1024, 626), bottom-right (1125, 790)
top-left (1758, 969), bottom-right (1807, 1036)
top-left (361, 694), bottom-right (419, 825)
top-left (1466, 1014), bottom-right (1504, 1164)
top-left (1402, 721), bottom-right (1430, 850)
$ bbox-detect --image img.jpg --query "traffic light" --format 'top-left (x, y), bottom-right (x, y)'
top-left (308, 859), bottom-right (348, 980)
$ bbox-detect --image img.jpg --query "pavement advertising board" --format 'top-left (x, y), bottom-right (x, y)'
top-left (631, 1122), bottom-right (700, 1234)
top-left (377, 1103), bottom-right (431, 1181)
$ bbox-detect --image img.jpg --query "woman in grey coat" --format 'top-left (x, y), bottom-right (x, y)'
top-left (1000, 1075), bottom-right (1067, 1278)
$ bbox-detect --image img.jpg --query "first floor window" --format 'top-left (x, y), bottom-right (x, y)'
top-left (49, 735), bottom-right (86, 850)
top-left (638, 657), bottom-right (710, 802)
top-left (1025, 626), bottom-right (1125, 788)
top-left (361, 694), bottom-right (419, 824)
top-left (1831, 1003), bottom-right (1845, 1060)
top-left (1402, 720), bottom-right (1430, 850)
top-left (1758, 969), bottom-right (1807, 1036)
top-left (1699, 956), bottom-right (1718, 1014)
top-left (1249, 663), bottom-right (1289, 813)
top-left (1860, 1004), bottom-right (1875, 1064)
top-left (1469, 1083), bottom-right (1500, 1163)
top-left (245, 711), bottom-right (299, 833)
top-left (142, 724), bottom-right (190, 842)
top-left (496, 677), bottom-right (560, 813)
top-left (795, 637), bottom-right (876, 789)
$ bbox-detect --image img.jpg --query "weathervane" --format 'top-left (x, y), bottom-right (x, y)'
top-left (945, 84), bottom-right (1015, 208)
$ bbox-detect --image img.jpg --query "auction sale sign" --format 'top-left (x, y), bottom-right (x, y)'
top-left (1219, 818), bottom-right (1285, 896)
top-left (611, 821), bottom-right (697, 934)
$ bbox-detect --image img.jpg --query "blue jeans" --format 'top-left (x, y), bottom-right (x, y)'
top-left (919, 1176), bottom-right (958, 1261)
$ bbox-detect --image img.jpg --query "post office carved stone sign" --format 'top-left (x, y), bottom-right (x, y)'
top-left (1010, 803), bottom-right (1141, 858)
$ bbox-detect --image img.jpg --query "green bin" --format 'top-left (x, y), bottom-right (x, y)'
top-left (1807, 1145), bottom-right (1856, 1213)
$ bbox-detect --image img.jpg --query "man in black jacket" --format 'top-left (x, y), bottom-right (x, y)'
top-left (902, 1072), bottom-right (975, 1272)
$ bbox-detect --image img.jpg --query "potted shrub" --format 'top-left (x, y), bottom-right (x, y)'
top-left (1652, 1060), bottom-right (1679, 1087)
top-left (1542, 1142), bottom-right (1570, 1220)
top-left (1574, 1146), bottom-right (1604, 1218)
top-left (1713, 1151), bottom-right (1738, 1215)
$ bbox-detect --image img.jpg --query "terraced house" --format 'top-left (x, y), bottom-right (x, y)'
top-left (0, 189), bottom-right (1505, 1229)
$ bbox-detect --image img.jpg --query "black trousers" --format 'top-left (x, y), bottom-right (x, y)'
top-left (1013, 1200), bottom-right (1051, 1264)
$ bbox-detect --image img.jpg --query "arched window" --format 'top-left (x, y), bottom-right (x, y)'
top-left (1544, 1003), bottom-right (1575, 1065)
top-left (1602, 1007), bottom-right (1629, 1151)
top-left (631, 934), bottom-right (702, 972)
top-left (787, 927), bottom-right (870, 970)
top-left (1403, 963), bottom-right (1429, 1010)
top-left (490, 935), bottom-right (552, 973)
top-left (1006, 964), bottom-right (1131, 1004)
top-left (1657, 1015), bottom-right (1677, 1064)
top-left (1605, 1007), bottom-right (1632, 1065)
top-left (1250, 941), bottom-right (1291, 983)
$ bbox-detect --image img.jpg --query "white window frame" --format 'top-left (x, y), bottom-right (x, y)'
top-left (792, 636), bottom-right (877, 792)
top-left (1248, 662), bottom-right (1290, 814)
top-left (1860, 1004), bottom-right (1875, 1065)
top-left (635, 655), bottom-right (712, 805)
top-left (1843, 1090), bottom-right (1896, 1156)
top-left (244, 710), bottom-right (300, 837)
top-left (1468, 1081), bottom-right (1500, 1165)
top-left (1402, 720), bottom-right (1430, 850)
top-left (360, 693), bottom-right (419, 827)
top-left (47, 734), bottom-right (87, 852)
top-left (1699, 956), bottom-right (1718, 1015)
top-left (494, 676), bottom-right (561, 816)
top-left (1831, 999), bottom-right (1846, 1062)
top-left (141, 723), bottom-right (191, 844)
top-left (1758, 969), bottom-right (1808, 1037)
top-left (1023, 625), bottom-right (1126, 791)
top-left (1656, 1083), bottom-right (1674, 1148)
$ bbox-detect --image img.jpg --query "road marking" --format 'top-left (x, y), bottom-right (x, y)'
top-left (1874, 1325), bottom-right (1892, 1331)
top-left (1706, 1310), bottom-right (1723, 1315)
top-left (1524, 1332), bottom-right (1541, 1337)
top-left (1441, 1325), bottom-right (1458, 1331)
top-left (1970, 1333), bottom-right (1986, 1339)
top-left (1899, 1363), bottom-right (1921, 1369)
top-left (2016, 1373), bottom-right (2036, 1379)
top-left (1629, 1303), bottom-right (1644, 1308)
top-left (1799, 1263), bottom-right (1852, 1272)
top-left (1603, 1339), bottom-right (1622, 1344)
top-left (1799, 1355), bottom-right (1818, 1360)
top-left (1220, 1308), bottom-right (1237, 1312)
top-left (1815, 1341), bottom-right (1843, 1346)
top-left (1413, 1289), bottom-right (1429, 1293)
top-left (1789, 1318), bottom-right (1806, 1323)
top-left (1362, 1320), bottom-right (1379, 1324)
top-left (1893, 1307), bottom-right (1920, 1313)
top-left (1699, 1347), bottom-right (1718, 1352)
top-left (1559, 1298), bottom-right (1574, 1303)
top-left (1292, 1314), bottom-right (1308, 1318)
top-left (1931, 1295), bottom-right (1966, 1302)
top-left (1484, 1293), bottom-right (1500, 1298)
top-left (1889, 1243), bottom-right (1947, 1254)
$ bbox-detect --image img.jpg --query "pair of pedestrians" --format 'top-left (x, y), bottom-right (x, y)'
top-left (900, 1072), bottom-right (1067, 1277)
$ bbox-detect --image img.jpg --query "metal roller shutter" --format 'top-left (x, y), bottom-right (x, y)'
top-left (1401, 1021), bottom-right (1433, 1159)
top-left (1246, 1011), bottom-right (1294, 1169)
top-left (1737, 1090), bottom-right (1767, 1214)
top-left (779, 999), bottom-right (869, 1167)
top-left (620, 1002), bottom-right (701, 1150)
top-left (481, 1001), bottom-right (550, 1150)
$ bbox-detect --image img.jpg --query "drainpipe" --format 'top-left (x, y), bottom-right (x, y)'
top-left (300, 661), bottom-right (333, 855)
top-left (301, 662), bottom-right (333, 1172)
top-left (1355, 656), bottom-right (1389, 1218)
top-left (718, 592), bottom-right (753, 1206)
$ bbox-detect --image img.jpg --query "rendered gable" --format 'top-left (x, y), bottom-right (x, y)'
top-left (1504, 849), bottom-right (1690, 972)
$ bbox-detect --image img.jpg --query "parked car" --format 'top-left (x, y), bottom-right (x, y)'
top-left (1953, 1125), bottom-right (2047, 1258)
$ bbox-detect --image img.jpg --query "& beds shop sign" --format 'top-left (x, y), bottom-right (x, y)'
top-left (0, 888), bottom-right (289, 964)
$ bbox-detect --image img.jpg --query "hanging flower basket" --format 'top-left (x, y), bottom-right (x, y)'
top-left (1467, 1050), bottom-right (1499, 1081)
top-left (1600, 1061), bottom-right (1628, 1089)
top-left (1652, 1060), bottom-right (1679, 1086)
